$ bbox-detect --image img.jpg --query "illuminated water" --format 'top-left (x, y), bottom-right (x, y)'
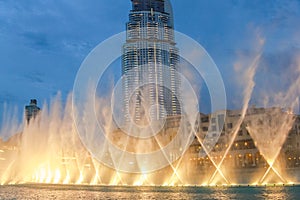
top-left (0, 185), bottom-right (299, 200)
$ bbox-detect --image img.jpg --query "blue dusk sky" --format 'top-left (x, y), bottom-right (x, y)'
top-left (0, 0), bottom-right (300, 124)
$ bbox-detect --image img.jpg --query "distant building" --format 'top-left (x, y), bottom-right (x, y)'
top-left (25, 99), bottom-right (40, 124)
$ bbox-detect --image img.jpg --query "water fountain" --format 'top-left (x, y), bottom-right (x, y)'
top-left (246, 108), bottom-right (294, 184)
top-left (0, 0), bottom-right (300, 188)
top-left (0, 79), bottom-right (299, 186)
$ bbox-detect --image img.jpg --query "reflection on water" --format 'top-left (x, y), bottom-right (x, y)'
top-left (0, 185), bottom-right (299, 200)
top-left (261, 187), bottom-right (288, 200)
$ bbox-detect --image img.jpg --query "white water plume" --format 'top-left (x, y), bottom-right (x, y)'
top-left (246, 52), bottom-right (300, 183)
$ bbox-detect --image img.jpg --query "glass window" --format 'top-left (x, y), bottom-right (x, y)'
top-left (227, 123), bottom-right (233, 129)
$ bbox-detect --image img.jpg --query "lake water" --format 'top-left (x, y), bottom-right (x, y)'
top-left (0, 184), bottom-right (299, 200)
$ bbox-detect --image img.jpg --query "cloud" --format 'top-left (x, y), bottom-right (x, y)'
top-left (21, 31), bottom-right (51, 51)
top-left (22, 71), bottom-right (44, 84)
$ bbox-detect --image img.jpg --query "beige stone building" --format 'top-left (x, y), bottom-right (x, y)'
top-left (188, 107), bottom-right (300, 170)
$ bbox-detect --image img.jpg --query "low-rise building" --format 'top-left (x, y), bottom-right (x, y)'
top-left (188, 107), bottom-right (300, 170)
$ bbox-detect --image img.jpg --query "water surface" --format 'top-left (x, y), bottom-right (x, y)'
top-left (0, 184), bottom-right (299, 200)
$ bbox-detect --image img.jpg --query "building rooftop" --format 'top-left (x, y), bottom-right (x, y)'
top-left (131, 0), bottom-right (165, 13)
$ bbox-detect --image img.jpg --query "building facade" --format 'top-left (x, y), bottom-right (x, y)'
top-left (188, 107), bottom-right (300, 170)
top-left (25, 99), bottom-right (40, 124)
top-left (122, 0), bottom-right (181, 124)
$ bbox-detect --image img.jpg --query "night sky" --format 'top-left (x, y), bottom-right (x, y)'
top-left (0, 0), bottom-right (299, 125)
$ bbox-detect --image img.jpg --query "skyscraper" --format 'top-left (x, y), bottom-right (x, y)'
top-left (122, 0), bottom-right (181, 125)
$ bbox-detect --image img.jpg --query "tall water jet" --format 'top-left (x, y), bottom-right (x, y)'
top-left (203, 39), bottom-right (263, 185)
top-left (246, 108), bottom-right (294, 184)
top-left (245, 54), bottom-right (300, 184)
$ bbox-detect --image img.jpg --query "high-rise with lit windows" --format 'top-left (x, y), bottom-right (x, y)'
top-left (122, 0), bottom-right (180, 124)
